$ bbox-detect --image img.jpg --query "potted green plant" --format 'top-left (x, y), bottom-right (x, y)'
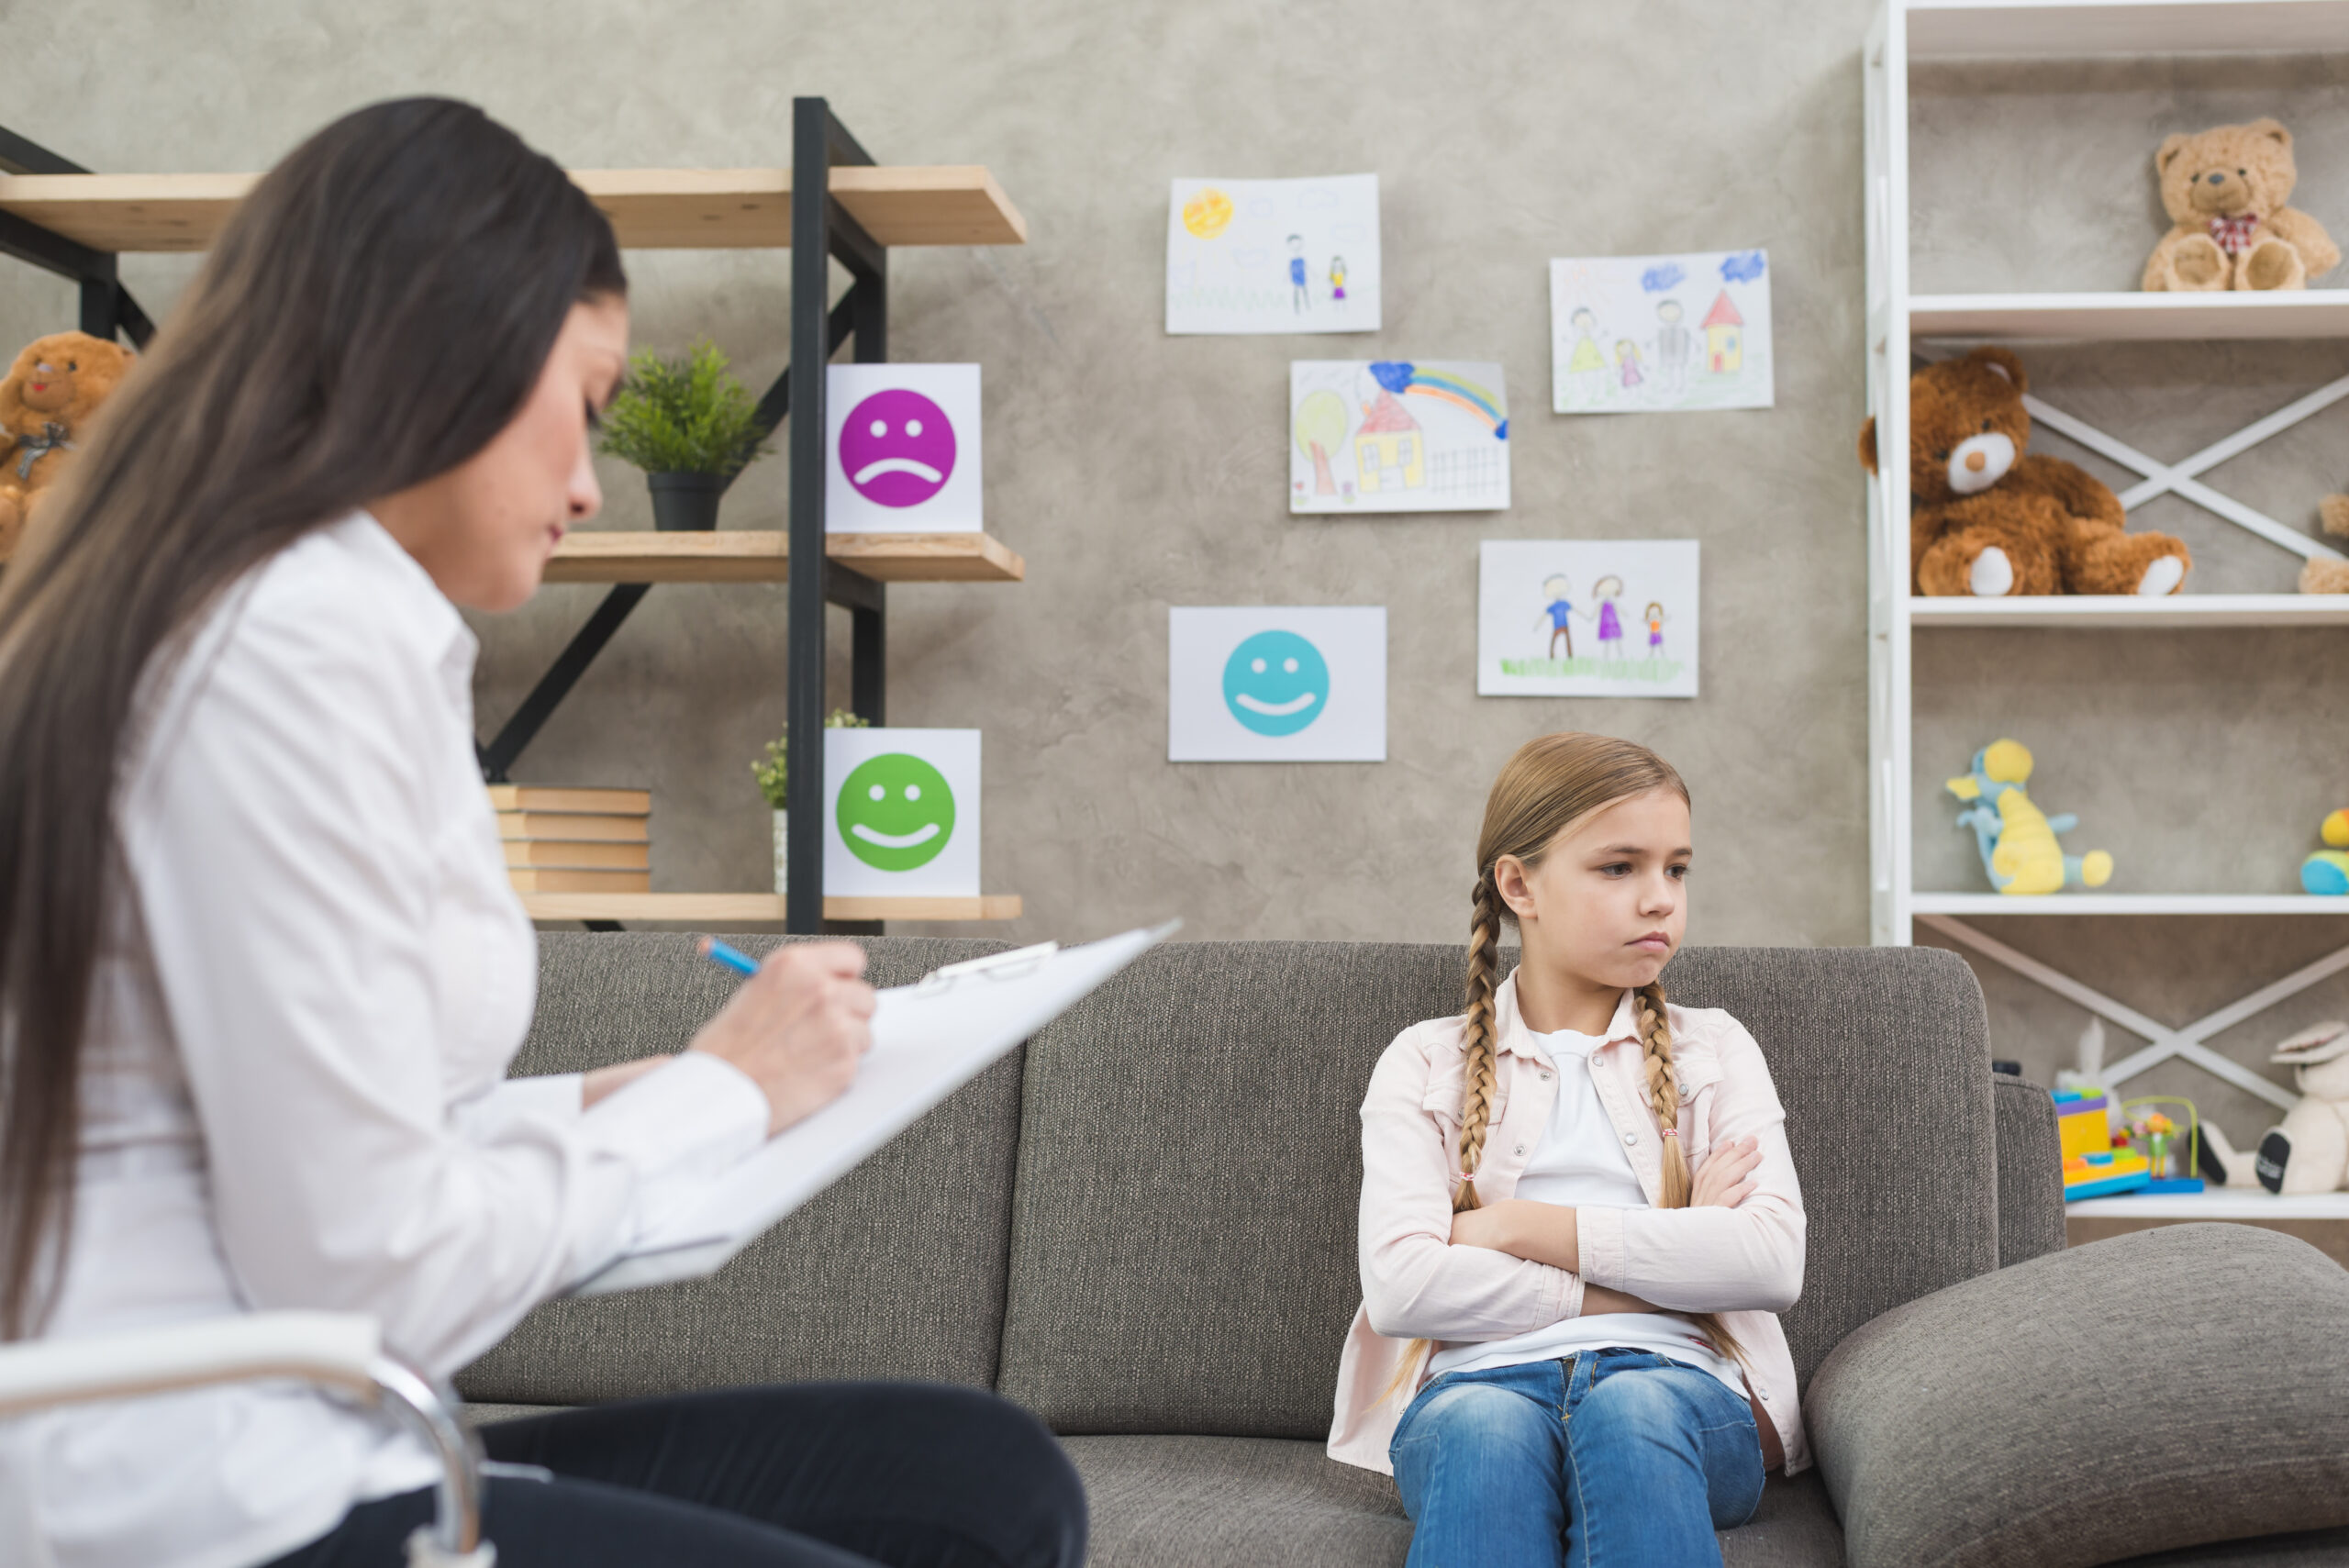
top-left (596, 339), bottom-right (773, 531)
top-left (753, 708), bottom-right (869, 893)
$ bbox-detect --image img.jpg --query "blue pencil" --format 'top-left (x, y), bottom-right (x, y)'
top-left (698, 937), bottom-right (759, 977)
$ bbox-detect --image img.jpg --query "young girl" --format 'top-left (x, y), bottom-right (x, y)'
top-left (1327, 732), bottom-right (1806, 1567)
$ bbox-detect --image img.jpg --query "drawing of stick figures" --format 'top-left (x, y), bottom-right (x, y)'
top-left (1643, 601), bottom-right (1668, 658)
top-left (1616, 339), bottom-right (1644, 391)
top-left (1288, 235), bottom-right (1309, 314)
top-left (1536, 573), bottom-right (1575, 659)
top-left (1655, 298), bottom-right (1689, 394)
top-left (1567, 306), bottom-right (1607, 399)
top-left (1328, 254), bottom-right (1348, 303)
top-left (1593, 575), bottom-right (1626, 658)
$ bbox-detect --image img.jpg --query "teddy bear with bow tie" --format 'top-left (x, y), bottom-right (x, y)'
top-left (2143, 118), bottom-right (2338, 293)
top-left (0, 329), bottom-right (135, 561)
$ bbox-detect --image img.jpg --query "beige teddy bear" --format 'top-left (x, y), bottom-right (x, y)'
top-left (2143, 118), bottom-right (2338, 293)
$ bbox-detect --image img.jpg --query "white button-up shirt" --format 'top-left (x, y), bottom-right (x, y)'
top-left (2, 514), bottom-right (771, 1568)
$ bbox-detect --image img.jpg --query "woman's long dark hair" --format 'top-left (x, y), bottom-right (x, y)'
top-left (0, 98), bottom-right (626, 1337)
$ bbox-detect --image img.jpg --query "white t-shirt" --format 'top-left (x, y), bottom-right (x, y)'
top-left (1426, 1024), bottom-right (1746, 1395)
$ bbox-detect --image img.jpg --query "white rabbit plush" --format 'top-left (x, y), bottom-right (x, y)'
top-left (2259, 1021), bottom-right (2349, 1194)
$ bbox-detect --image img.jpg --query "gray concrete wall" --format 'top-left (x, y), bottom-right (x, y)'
top-left (8, 7), bottom-right (2348, 1146)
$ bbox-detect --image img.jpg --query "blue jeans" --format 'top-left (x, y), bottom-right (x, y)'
top-left (1389, 1350), bottom-right (1765, 1568)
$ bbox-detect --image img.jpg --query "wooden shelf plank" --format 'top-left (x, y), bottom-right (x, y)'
top-left (0, 165), bottom-right (1027, 254)
top-left (1915, 893), bottom-right (2349, 916)
top-left (1906, 2), bottom-right (2349, 60)
top-left (539, 530), bottom-right (1025, 584)
top-left (1908, 593), bottom-right (2349, 628)
top-left (520, 893), bottom-right (1022, 923)
top-left (1910, 291), bottom-right (2349, 342)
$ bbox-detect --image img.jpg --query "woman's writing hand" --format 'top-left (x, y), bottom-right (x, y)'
top-left (689, 940), bottom-right (876, 1135)
top-left (1690, 1134), bottom-right (1761, 1208)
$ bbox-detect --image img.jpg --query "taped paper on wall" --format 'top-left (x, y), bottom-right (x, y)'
top-left (1167, 174), bottom-right (1381, 335)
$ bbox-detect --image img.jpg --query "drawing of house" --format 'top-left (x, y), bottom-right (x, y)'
top-left (1701, 291), bottom-right (1743, 374)
top-left (1353, 391), bottom-right (1425, 493)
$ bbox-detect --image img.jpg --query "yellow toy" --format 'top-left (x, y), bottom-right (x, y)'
top-left (1948, 739), bottom-right (2114, 895)
top-left (2300, 809), bottom-right (2349, 895)
top-left (2056, 1088), bottom-right (2151, 1199)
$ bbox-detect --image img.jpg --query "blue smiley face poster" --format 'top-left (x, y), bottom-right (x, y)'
top-left (1168, 606), bottom-right (1386, 762)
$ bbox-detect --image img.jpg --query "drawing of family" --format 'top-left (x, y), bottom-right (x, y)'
top-left (1534, 573), bottom-right (1670, 660)
top-left (1562, 301), bottom-right (1694, 405)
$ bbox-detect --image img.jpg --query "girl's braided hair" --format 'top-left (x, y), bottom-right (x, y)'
top-left (1388, 732), bottom-right (1741, 1398)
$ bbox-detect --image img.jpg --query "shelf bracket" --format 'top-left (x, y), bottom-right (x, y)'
top-left (0, 125), bottom-right (158, 349)
top-left (1920, 914), bottom-right (2306, 1113)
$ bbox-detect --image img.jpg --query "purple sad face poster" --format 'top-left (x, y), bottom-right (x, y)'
top-left (825, 364), bottom-right (984, 533)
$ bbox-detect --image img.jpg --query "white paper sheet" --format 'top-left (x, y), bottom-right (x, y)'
top-left (1165, 174), bottom-right (1381, 336)
top-left (570, 923), bottom-right (1176, 1296)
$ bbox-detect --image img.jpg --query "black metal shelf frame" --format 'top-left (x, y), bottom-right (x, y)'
top-left (0, 99), bottom-right (893, 934)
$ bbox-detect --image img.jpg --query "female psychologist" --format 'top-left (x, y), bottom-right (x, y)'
top-left (0, 99), bottom-right (1085, 1568)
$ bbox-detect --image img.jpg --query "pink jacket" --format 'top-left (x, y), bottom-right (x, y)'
top-left (1326, 973), bottom-right (1809, 1474)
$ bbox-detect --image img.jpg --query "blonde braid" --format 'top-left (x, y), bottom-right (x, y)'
top-left (1384, 872), bottom-right (1506, 1402)
top-left (1453, 872), bottom-right (1505, 1212)
top-left (1638, 979), bottom-right (1744, 1365)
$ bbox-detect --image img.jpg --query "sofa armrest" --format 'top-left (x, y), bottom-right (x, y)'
top-left (1806, 1225), bottom-right (2349, 1568)
top-left (1992, 1071), bottom-right (2064, 1267)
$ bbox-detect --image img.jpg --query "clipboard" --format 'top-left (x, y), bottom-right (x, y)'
top-left (570, 920), bottom-right (1178, 1297)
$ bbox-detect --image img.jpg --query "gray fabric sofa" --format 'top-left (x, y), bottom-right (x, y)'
top-left (458, 936), bottom-right (2349, 1566)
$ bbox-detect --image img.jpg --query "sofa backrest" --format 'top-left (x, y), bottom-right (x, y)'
top-left (992, 940), bottom-right (2000, 1440)
top-left (457, 933), bottom-right (1018, 1406)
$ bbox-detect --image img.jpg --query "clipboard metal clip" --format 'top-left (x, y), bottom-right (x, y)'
top-left (910, 940), bottom-right (1060, 995)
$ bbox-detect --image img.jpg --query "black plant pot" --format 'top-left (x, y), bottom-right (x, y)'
top-left (647, 471), bottom-right (724, 531)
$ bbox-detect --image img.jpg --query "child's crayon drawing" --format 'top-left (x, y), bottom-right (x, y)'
top-left (1478, 539), bottom-right (1699, 697)
top-left (1167, 175), bottom-right (1381, 336)
top-left (1550, 250), bottom-right (1772, 415)
top-left (1290, 360), bottom-right (1509, 514)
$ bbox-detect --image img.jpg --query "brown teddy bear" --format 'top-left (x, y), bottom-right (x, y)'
top-left (2302, 495), bottom-right (2349, 593)
top-left (1859, 346), bottom-right (2191, 597)
top-left (0, 329), bottom-right (135, 560)
top-left (2143, 118), bottom-right (2338, 292)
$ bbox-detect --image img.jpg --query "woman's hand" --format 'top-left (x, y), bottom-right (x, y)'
top-left (1690, 1134), bottom-right (1761, 1208)
top-left (688, 940), bottom-right (876, 1135)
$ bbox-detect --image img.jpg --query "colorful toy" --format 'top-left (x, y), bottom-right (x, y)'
top-left (1947, 739), bottom-right (2114, 895)
top-left (2299, 809), bottom-right (2349, 894)
top-left (2057, 1088), bottom-right (2152, 1199)
top-left (2119, 1097), bottom-right (2206, 1195)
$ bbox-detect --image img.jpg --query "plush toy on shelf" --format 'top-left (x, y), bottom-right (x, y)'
top-left (1947, 738), bottom-right (2114, 895)
top-left (2143, 119), bottom-right (2339, 293)
top-left (2300, 809), bottom-right (2349, 894)
top-left (1859, 347), bottom-right (2190, 598)
top-left (2299, 495), bottom-right (2349, 594)
top-left (0, 329), bottom-right (135, 560)
top-left (2245, 1020), bottom-right (2349, 1195)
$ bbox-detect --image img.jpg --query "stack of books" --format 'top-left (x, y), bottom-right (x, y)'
top-left (488, 784), bottom-right (651, 894)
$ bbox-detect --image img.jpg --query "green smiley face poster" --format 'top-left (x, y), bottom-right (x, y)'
top-left (823, 728), bottom-right (982, 896)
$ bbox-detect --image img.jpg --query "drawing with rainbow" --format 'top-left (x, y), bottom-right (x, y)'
top-left (1369, 361), bottom-right (1508, 440)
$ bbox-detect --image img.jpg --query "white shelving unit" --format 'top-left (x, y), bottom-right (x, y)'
top-left (1862, 0), bottom-right (2349, 1117)
top-left (2067, 1189), bottom-right (2349, 1220)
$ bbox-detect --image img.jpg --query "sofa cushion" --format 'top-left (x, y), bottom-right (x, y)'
top-left (1807, 1224), bottom-right (2349, 1568)
top-left (1993, 1071), bottom-right (2065, 1267)
top-left (996, 941), bottom-right (1998, 1439)
top-left (1063, 1435), bottom-right (1845, 1568)
top-left (458, 934), bottom-right (1019, 1403)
